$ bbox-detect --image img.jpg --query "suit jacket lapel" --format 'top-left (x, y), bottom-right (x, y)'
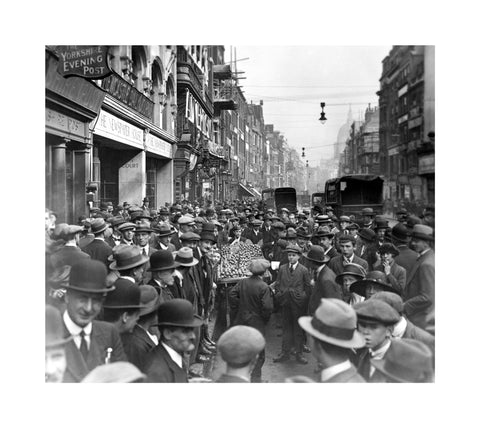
top-left (87, 323), bottom-right (106, 369)
top-left (406, 254), bottom-right (422, 284)
top-left (63, 325), bottom-right (89, 382)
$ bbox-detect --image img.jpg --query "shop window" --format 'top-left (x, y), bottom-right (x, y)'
top-left (146, 158), bottom-right (157, 208)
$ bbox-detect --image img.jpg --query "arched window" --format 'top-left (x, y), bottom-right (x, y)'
top-left (131, 46), bottom-right (147, 93)
top-left (162, 76), bottom-right (175, 133)
top-left (151, 60), bottom-right (163, 127)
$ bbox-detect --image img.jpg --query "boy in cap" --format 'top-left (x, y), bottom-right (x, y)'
top-left (373, 243), bottom-right (406, 295)
top-left (229, 259), bottom-right (273, 382)
top-left (298, 298), bottom-right (366, 382)
top-left (117, 222), bottom-right (136, 246)
top-left (216, 326), bottom-right (266, 383)
top-left (272, 244), bottom-right (311, 364)
top-left (81, 361), bottom-right (146, 383)
top-left (353, 299), bottom-right (400, 382)
top-left (62, 259), bottom-right (127, 382)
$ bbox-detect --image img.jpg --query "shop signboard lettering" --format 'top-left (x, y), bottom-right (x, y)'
top-left (45, 108), bottom-right (85, 138)
top-left (57, 46), bottom-right (112, 79)
top-left (145, 133), bottom-right (173, 159)
top-left (94, 109), bottom-right (144, 149)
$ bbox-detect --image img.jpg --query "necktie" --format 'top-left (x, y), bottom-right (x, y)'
top-left (79, 330), bottom-right (89, 361)
top-left (289, 264), bottom-right (294, 274)
top-left (142, 248), bottom-right (147, 257)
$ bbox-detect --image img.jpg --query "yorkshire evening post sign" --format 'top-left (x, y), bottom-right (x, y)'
top-left (57, 46), bottom-right (112, 79)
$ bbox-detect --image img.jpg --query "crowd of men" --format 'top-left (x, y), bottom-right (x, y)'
top-left (45, 198), bottom-right (435, 383)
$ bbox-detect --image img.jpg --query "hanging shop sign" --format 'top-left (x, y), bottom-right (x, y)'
top-left (57, 46), bottom-right (112, 79)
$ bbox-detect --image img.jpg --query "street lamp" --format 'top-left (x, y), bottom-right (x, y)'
top-left (319, 102), bottom-right (327, 124)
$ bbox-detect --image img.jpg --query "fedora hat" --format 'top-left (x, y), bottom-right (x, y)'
top-left (272, 221), bottom-right (286, 230)
top-left (406, 215), bottom-right (422, 230)
top-left (305, 245), bottom-right (330, 264)
top-left (378, 243), bottom-right (400, 257)
top-left (370, 339), bottom-right (433, 383)
top-left (65, 259), bottom-right (112, 294)
top-left (148, 249), bottom-right (180, 272)
top-left (358, 228), bottom-right (377, 243)
top-left (103, 278), bottom-right (147, 310)
top-left (90, 218), bottom-right (109, 234)
top-left (354, 299), bottom-right (401, 325)
top-left (109, 246), bottom-right (149, 271)
top-left (81, 362), bottom-right (146, 383)
top-left (153, 223), bottom-right (175, 237)
top-left (374, 218), bottom-right (389, 230)
top-left (296, 227), bottom-right (312, 239)
top-left (202, 223), bottom-right (216, 233)
top-left (138, 285), bottom-right (162, 317)
top-left (118, 222), bottom-right (136, 232)
top-left (155, 299), bottom-right (203, 328)
top-left (200, 231), bottom-right (217, 243)
top-left (46, 305), bottom-right (73, 348)
top-left (249, 258), bottom-right (270, 275)
top-left (218, 326), bottom-right (266, 367)
top-left (109, 216), bottom-right (126, 227)
top-left (335, 263), bottom-right (367, 285)
top-left (411, 224), bottom-right (434, 242)
top-left (159, 207), bottom-right (170, 215)
top-left (174, 247), bottom-right (199, 267)
top-left (350, 271), bottom-right (399, 297)
top-left (391, 223), bottom-right (409, 243)
top-left (298, 298), bottom-right (365, 348)
top-left (107, 244), bottom-right (130, 263)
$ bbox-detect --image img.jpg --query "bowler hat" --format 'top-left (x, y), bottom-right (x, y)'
top-left (174, 247), bottom-right (199, 267)
top-left (285, 243), bottom-right (302, 254)
top-left (335, 263), bottom-right (367, 285)
top-left (371, 291), bottom-right (404, 315)
top-left (411, 224), bottom-right (434, 242)
top-left (305, 245), bottom-right (330, 264)
top-left (118, 222), bottom-right (136, 232)
top-left (354, 299), bottom-right (400, 325)
top-left (154, 223), bottom-right (175, 237)
top-left (148, 249), bottom-right (180, 272)
top-left (103, 278), bottom-right (147, 309)
top-left (391, 223), bottom-right (409, 243)
top-left (138, 285), bottom-right (162, 317)
top-left (180, 232), bottom-right (201, 242)
top-left (378, 243), bottom-right (400, 257)
top-left (65, 259), bottom-right (112, 294)
top-left (200, 231), bottom-right (217, 243)
top-left (249, 258), bottom-right (270, 275)
top-left (46, 305), bottom-right (73, 348)
top-left (298, 298), bottom-right (365, 348)
top-left (358, 228), bottom-right (377, 243)
top-left (370, 339), bottom-right (433, 383)
top-left (350, 271), bottom-right (399, 297)
top-left (156, 299), bottom-right (203, 328)
top-left (218, 326), bottom-right (266, 367)
top-left (109, 246), bottom-right (149, 271)
top-left (81, 362), bottom-right (146, 383)
top-left (90, 218), bottom-right (109, 234)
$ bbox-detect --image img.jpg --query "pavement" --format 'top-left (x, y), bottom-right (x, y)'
top-left (192, 311), bottom-right (320, 383)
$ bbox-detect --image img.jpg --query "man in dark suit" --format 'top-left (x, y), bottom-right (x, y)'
top-left (298, 298), bottom-right (366, 382)
top-left (273, 244), bottom-right (311, 364)
top-left (82, 218), bottom-right (113, 267)
top-left (390, 223), bottom-right (418, 277)
top-left (242, 219), bottom-right (264, 245)
top-left (215, 326), bottom-right (266, 383)
top-left (105, 216), bottom-right (125, 248)
top-left (62, 259), bottom-right (127, 382)
top-left (144, 299), bottom-right (203, 382)
top-left (328, 235), bottom-right (368, 276)
top-left (134, 221), bottom-right (158, 284)
top-left (314, 226), bottom-right (339, 259)
top-left (305, 246), bottom-right (341, 315)
top-left (403, 225), bottom-right (435, 331)
top-left (373, 243), bottom-right (406, 295)
top-left (121, 285), bottom-right (161, 371)
top-left (50, 223), bottom-right (91, 270)
top-left (153, 223), bottom-right (176, 252)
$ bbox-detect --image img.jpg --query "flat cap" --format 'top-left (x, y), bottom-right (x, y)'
top-left (52, 223), bottom-right (83, 240)
top-left (118, 222), bottom-right (136, 232)
top-left (81, 362), bottom-right (146, 383)
top-left (249, 259), bottom-right (270, 275)
top-left (354, 299), bottom-right (400, 325)
top-left (272, 221), bottom-right (286, 230)
top-left (285, 243), bottom-right (302, 254)
top-left (178, 216), bottom-right (195, 225)
top-left (217, 326), bottom-right (266, 367)
top-left (179, 232), bottom-right (201, 241)
top-left (370, 291), bottom-right (404, 315)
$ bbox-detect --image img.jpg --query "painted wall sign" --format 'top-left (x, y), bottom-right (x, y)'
top-left (57, 46), bottom-right (112, 79)
top-left (93, 109), bottom-right (144, 149)
top-left (45, 107), bottom-right (86, 138)
top-left (145, 133), bottom-right (173, 159)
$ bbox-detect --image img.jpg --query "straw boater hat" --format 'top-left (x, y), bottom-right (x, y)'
top-left (174, 247), bottom-right (199, 267)
top-left (298, 298), bottom-right (365, 348)
top-left (109, 246), bottom-right (149, 271)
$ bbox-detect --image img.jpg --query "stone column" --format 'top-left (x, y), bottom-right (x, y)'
top-left (51, 140), bottom-right (67, 222)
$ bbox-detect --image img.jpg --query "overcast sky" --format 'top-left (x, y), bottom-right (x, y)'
top-left (225, 46), bottom-right (391, 166)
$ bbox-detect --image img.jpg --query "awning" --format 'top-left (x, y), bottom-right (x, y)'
top-left (238, 183), bottom-right (260, 198)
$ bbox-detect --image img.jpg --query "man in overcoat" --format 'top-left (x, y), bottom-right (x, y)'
top-left (82, 218), bottom-right (113, 267)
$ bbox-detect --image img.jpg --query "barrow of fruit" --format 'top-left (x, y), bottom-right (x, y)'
top-left (218, 242), bottom-right (264, 281)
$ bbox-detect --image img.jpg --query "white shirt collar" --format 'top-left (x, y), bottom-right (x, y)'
top-left (290, 261), bottom-right (299, 270)
top-left (161, 342), bottom-right (183, 368)
top-left (392, 316), bottom-right (408, 339)
top-left (321, 360), bottom-right (352, 382)
top-left (344, 254), bottom-right (354, 263)
top-left (94, 236), bottom-right (105, 241)
top-left (64, 242), bottom-right (77, 247)
top-left (370, 339), bottom-right (391, 359)
top-left (63, 310), bottom-right (92, 348)
top-left (120, 276), bottom-right (136, 283)
top-left (419, 248), bottom-right (431, 257)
